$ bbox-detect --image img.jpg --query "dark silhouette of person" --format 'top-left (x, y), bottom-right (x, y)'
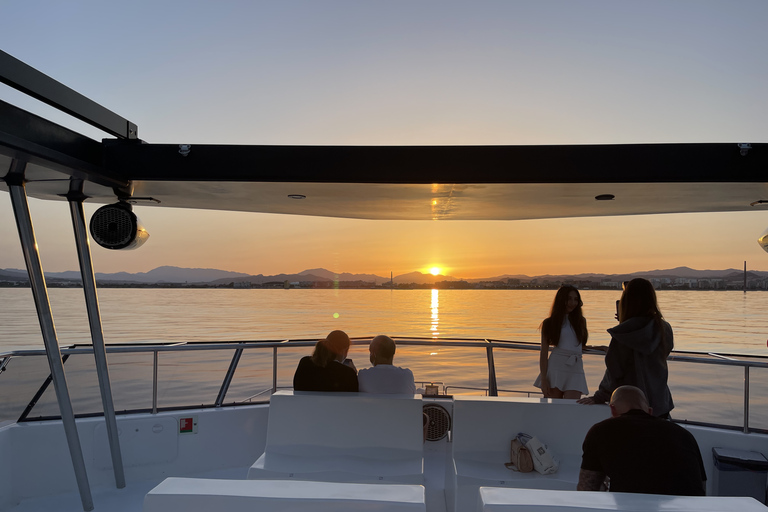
top-left (578, 278), bottom-right (674, 418)
top-left (358, 335), bottom-right (415, 394)
top-left (293, 330), bottom-right (358, 392)
top-left (578, 385), bottom-right (706, 495)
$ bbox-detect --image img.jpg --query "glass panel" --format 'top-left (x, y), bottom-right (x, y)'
top-left (393, 341), bottom-right (489, 396)
top-left (749, 367), bottom-right (767, 431)
top-left (668, 360), bottom-right (743, 428)
top-left (494, 347), bottom-right (541, 397)
top-left (155, 349), bottom-right (233, 408)
top-left (21, 351), bottom-right (158, 419)
top-left (0, 355), bottom-right (51, 423)
top-left (107, 352), bottom-right (155, 412)
top-left (25, 354), bottom-right (105, 418)
top-left (224, 345), bottom-right (277, 403)
top-left (277, 346), bottom-right (313, 392)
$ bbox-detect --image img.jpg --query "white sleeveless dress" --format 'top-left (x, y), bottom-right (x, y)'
top-left (533, 317), bottom-right (589, 394)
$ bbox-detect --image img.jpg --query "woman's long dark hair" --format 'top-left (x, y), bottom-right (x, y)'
top-left (310, 330), bottom-right (350, 368)
top-left (310, 340), bottom-right (337, 368)
top-left (540, 285), bottom-right (588, 347)
top-left (618, 278), bottom-right (668, 349)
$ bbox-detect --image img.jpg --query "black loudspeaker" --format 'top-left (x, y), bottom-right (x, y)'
top-left (759, 227), bottom-right (768, 254)
top-left (89, 203), bottom-right (149, 250)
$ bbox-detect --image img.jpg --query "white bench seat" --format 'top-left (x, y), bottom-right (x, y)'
top-left (248, 390), bottom-right (424, 484)
top-left (144, 477), bottom-right (426, 512)
top-left (454, 458), bottom-right (581, 490)
top-left (447, 397), bottom-right (610, 512)
top-left (478, 488), bottom-right (768, 511)
top-left (251, 450), bottom-right (424, 481)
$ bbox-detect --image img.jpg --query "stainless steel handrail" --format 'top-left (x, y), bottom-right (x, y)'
top-left (2, 337), bottom-right (766, 432)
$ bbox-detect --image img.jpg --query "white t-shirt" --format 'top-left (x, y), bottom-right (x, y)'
top-left (358, 364), bottom-right (416, 394)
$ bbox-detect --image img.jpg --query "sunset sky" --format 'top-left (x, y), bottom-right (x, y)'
top-left (2, 1), bottom-right (768, 279)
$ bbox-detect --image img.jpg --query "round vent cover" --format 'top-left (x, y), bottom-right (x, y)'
top-left (423, 403), bottom-right (451, 441)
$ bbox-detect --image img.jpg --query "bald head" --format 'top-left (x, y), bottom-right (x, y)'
top-left (610, 386), bottom-right (652, 417)
top-left (369, 335), bottom-right (396, 365)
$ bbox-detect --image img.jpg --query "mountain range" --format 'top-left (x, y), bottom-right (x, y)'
top-left (1, 265), bottom-right (766, 285)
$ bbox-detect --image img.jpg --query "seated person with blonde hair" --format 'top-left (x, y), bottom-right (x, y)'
top-left (293, 330), bottom-right (358, 392)
top-left (358, 335), bottom-right (415, 394)
top-left (578, 385), bottom-right (706, 495)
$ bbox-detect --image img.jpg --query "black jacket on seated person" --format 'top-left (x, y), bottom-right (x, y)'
top-left (581, 409), bottom-right (706, 496)
top-left (293, 356), bottom-right (358, 392)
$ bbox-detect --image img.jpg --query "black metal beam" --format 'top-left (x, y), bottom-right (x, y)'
top-left (103, 141), bottom-right (767, 184)
top-left (0, 50), bottom-right (137, 140)
top-left (0, 100), bottom-right (129, 190)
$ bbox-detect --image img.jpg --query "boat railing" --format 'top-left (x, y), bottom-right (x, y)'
top-left (1, 337), bottom-right (766, 434)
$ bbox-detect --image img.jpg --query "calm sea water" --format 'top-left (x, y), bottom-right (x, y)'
top-left (1, 288), bottom-right (766, 427)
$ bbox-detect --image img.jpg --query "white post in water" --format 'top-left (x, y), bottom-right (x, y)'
top-left (6, 163), bottom-right (94, 511)
top-left (744, 261), bottom-right (747, 292)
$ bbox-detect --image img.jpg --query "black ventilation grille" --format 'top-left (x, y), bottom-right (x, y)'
top-left (423, 403), bottom-right (451, 441)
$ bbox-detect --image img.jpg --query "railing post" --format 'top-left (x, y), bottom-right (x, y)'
top-left (152, 351), bottom-right (158, 414)
top-left (67, 186), bottom-right (125, 488)
top-left (486, 340), bottom-right (498, 397)
top-left (6, 164), bottom-right (94, 511)
top-left (744, 366), bottom-right (750, 434)
top-left (272, 346), bottom-right (278, 393)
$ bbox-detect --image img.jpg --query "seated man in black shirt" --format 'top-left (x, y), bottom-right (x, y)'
top-left (578, 385), bottom-right (706, 495)
top-left (293, 330), bottom-right (358, 392)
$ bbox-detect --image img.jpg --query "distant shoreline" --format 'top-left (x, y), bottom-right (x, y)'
top-left (0, 281), bottom-right (763, 291)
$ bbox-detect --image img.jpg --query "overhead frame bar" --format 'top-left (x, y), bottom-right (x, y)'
top-left (0, 50), bottom-right (137, 140)
top-left (0, 100), bottom-right (129, 190)
top-left (102, 140), bottom-right (767, 184)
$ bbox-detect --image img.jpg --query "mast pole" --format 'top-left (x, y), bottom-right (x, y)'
top-left (6, 162), bottom-right (94, 511)
top-left (67, 181), bottom-right (126, 489)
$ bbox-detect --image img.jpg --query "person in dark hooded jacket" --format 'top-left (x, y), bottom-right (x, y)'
top-left (577, 278), bottom-right (674, 418)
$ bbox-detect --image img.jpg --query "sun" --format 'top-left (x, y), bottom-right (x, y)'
top-left (429, 267), bottom-right (441, 276)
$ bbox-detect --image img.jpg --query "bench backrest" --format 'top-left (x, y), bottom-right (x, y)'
top-left (452, 397), bottom-right (610, 463)
top-left (144, 477), bottom-right (426, 512)
top-left (266, 390), bottom-right (424, 458)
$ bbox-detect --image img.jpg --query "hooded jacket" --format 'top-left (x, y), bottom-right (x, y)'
top-left (593, 316), bottom-right (674, 417)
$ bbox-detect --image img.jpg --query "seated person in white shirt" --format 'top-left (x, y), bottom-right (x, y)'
top-left (358, 335), bottom-right (416, 394)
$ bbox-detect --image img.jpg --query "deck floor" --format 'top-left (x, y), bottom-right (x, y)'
top-left (7, 440), bottom-right (449, 512)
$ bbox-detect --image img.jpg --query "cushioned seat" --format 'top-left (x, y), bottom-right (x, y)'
top-left (248, 390), bottom-right (424, 484)
top-left (478, 488), bottom-right (768, 511)
top-left (446, 397), bottom-right (610, 512)
top-left (144, 477), bottom-right (426, 512)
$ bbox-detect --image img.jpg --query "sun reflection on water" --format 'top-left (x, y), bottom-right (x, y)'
top-left (430, 288), bottom-right (439, 338)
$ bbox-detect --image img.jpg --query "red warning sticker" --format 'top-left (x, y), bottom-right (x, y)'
top-left (179, 417), bottom-right (195, 433)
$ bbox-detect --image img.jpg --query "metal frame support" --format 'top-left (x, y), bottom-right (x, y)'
top-left (68, 182), bottom-right (125, 488)
top-left (486, 340), bottom-right (498, 397)
top-left (18, 354), bottom-right (70, 422)
top-left (272, 347), bottom-right (278, 393)
top-left (152, 351), bottom-right (159, 414)
top-left (744, 366), bottom-right (750, 433)
top-left (215, 346), bottom-right (244, 406)
top-left (6, 161), bottom-right (94, 511)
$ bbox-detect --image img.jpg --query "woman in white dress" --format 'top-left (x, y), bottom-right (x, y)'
top-left (534, 286), bottom-right (589, 399)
